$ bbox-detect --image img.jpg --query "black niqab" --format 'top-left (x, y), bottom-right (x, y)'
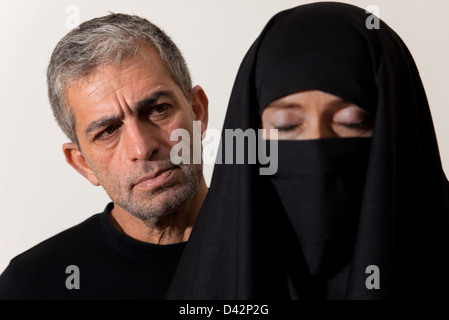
top-left (167, 2), bottom-right (449, 299)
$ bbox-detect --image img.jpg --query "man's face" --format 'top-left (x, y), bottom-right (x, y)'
top-left (65, 46), bottom-right (207, 221)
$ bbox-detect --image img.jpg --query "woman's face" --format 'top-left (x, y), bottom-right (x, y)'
top-left (261, 90), bottom-right (374, 140)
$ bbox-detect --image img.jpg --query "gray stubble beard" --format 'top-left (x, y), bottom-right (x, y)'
top-left (104, 162), bottom-right (203, 225)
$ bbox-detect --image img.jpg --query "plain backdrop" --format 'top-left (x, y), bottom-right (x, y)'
top-left (0, 0), bottom-right (448, 273)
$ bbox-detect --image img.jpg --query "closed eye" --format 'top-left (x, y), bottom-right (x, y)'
top-left (335, 121), bottom-right (372, 129)
top-left (274, 123), bottom-right (301, 132)
top-left (333, 105), bottom-right (373, 130)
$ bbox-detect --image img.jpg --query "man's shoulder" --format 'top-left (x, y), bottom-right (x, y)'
top-left (12, 213), bottom-right (102, 264)
top-left (0, 212), bottom-right (104, 299)
top-left (5, 213), bottom-right (101, 269)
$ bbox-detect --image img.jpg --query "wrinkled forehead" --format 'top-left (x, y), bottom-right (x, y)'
top-left (255, 3), bottom-right (378, 114)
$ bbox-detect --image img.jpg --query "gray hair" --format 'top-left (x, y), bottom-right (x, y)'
top-left (47, 13), bottom-right (192, 144)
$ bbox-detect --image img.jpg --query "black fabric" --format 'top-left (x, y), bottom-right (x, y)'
top-left (255, 4), bottom-right (377, 114)
top-left (272, 138), bottom-right (371, 299)
top-left (0, 203), bottom-right (185, 299)
top-left (167, 2), bottom-right (449, 299)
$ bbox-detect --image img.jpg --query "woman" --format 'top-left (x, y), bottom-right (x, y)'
top-left (167, 2), bottom-right (449, 299)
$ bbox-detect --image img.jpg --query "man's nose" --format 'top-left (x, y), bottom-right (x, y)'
top-left (123, 120), bottom-right (160, 161)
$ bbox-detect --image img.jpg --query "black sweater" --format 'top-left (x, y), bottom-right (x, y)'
top-left (0, 203), bottom-right (186, 299)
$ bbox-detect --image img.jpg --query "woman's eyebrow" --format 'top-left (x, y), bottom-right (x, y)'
top-left (328, 98), bottom-right (354, 108)
top-left (272, 102), bottom-right (304, 109)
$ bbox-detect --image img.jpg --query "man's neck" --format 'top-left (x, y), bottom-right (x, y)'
top-left (109, 177), bottom-right (208, 245)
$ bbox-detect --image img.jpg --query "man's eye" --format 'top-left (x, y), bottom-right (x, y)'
top-left (150, 104), bottom-right (170, 116)
top-left (97, 124), bottom-right (120, 140)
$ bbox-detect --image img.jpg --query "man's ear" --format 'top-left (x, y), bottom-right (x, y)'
top-left (62, 143), bottom-right (100, 186)
top-left (189, 85), bottom-right (209, 137)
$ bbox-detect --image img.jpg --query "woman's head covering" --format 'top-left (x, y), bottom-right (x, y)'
top-left (167, 2), bottom-right (449, 299)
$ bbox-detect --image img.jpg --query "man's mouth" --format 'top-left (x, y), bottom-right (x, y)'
top-left (133, 167), bottom-right (177, 191)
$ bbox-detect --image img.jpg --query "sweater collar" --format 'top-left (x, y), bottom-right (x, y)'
top-left (98, 202), bottom-right (186, 257)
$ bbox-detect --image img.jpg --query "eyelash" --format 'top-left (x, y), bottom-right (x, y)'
top-left (95, 124), bottom-right (121, 140)
top-left (274, 121), bottom-right (370, 132)
top-left (337, 121), bottom-right (371, 129)
top-left (94, 104), bottom-right (171, 141)
top-left (275, 124), bottom-right (300, 132)
top-left (149, 103), bottom-right (170, 116)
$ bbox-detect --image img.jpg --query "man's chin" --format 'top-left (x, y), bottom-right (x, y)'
top-left (125, 183), bottom-right (194, 219)
top-left (115, 166), bottom-right (202, 221)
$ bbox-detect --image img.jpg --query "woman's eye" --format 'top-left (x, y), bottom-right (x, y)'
top-left (337, 121), bottom-right (371, 129)
top-left (274, 124), bottom-right (300, 132)
top-left (333, 106), bottom-right (373, 130)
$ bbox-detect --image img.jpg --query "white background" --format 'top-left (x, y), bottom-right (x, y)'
top-left (0, 0), bottom-right (448, 273)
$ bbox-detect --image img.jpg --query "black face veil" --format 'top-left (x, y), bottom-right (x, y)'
top-left (167, 2), bottom-right (449, 299)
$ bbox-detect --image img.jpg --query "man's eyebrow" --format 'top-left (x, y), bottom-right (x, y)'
top-left (85, 114), bottom-right (122, 138)
top-left (84, 90), bottom-right (176, 138)
top-left (132, 90), bottom-right (176, 113)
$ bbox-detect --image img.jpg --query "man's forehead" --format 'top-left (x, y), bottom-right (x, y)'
top-left (77, 64), bottom-right (157, 100)
top-left (68, 65), bottom-right (172, 114)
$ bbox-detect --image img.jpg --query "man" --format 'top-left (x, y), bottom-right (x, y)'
top-left (0, 13), bottom-right (208, 299)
